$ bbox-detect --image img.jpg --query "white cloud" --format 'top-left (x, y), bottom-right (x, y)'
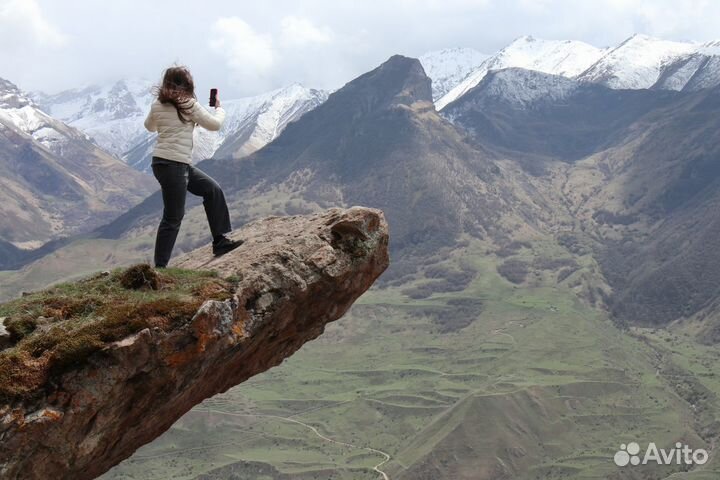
top-left (209, 15), bottom-right (337, 92)
top-left (210, 16), bottom-right (275, 75)
top-left (0, 0), bottom-right (67, 48)
top-left (279, 16), bottom-right (333, 47)
top-left (6, 0), bottom-right (720, 96)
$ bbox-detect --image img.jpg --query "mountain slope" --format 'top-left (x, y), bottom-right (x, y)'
top-left (654, 48), bottom-right (720, 92)
top-left (198, 84), bottom-right (328, 161)
top-left (436, 36), bottom-right (606, 110)
top-left (437, 34), bottom-right (720, 110)
top-left (0, 77), bottom-right (155, 251)
top-left (442, 68), bottom-right (682, 164)
top-left (576, 85), bottom-right (720, 328)
top-left (443, 63), bottom-right (720, 330)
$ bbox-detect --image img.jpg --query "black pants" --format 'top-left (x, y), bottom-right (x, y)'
top-left (151, 157), bottom-right (231, 267)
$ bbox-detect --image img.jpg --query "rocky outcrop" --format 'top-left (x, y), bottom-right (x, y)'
top-left (0, 207), bottom-right (389, 480)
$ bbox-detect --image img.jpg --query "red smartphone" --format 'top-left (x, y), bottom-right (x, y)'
top-left (209, 88), bottom-right (218, 107)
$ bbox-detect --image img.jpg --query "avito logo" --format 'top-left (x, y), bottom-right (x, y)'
top-left (614, 442), bottom-right (708, 467)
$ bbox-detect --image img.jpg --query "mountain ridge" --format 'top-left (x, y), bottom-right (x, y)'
top-left (433, 33), bottom-right (720, 110)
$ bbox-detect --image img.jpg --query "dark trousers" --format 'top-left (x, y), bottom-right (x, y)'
top-left (151, 157), bottom-right (231, 267)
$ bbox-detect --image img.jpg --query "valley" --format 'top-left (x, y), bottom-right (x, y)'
top-left (100, 237), bottom-right (720, 479)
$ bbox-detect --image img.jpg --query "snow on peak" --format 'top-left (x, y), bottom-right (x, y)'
top-left (577, 34), bottom-right (698, 89)
top-left (31, 78), bottom-right (156, 156)
top-left (192, 83), bottom-right (328, 162)
top-left (494, 36), bottom-right (606, 77)
top-left (34, 78), bottom-right (154, 123)
top-left (0, 77), bottom-right (92, 153)
top-left (418, 47), bottom-right (489, 101)
top-left (698, 39), bottom-right (720, 56)
top-left (0, 77), bottom-right (35, 110)
top-left (472, 68), bottom-right (579, 108)
top-left (436, 36), bottom-right (605, 110)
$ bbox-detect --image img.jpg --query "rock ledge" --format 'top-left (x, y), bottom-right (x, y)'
top-left (0, 207), bottom-right (389, 480)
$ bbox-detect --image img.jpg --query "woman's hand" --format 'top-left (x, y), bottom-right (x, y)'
top-left (214, 95), bottom-right (221, 108)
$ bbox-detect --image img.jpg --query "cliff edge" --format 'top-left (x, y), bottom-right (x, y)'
top-left (0, 206), bottom-right (389, 480)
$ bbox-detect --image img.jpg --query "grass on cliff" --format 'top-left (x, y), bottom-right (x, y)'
top-left (0, 264), bottom-right (236, 403)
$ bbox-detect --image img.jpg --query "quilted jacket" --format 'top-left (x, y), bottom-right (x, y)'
top-left (144, 98), bottom-right (226, 164)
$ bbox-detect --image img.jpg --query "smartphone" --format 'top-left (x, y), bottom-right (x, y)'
top-left (209, 88), bottom-right (218, 107)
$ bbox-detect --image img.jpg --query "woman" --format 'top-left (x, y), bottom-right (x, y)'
top-left (144, 65), bottom-right (242, 268)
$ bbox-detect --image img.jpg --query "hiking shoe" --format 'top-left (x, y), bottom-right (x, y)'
top-left (212, 236), bottom-right (244, 257)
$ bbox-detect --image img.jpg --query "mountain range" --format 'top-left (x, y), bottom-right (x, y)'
top-left (33, 80), bottom-right (328, 173)
top-left (429, 34), bottom-right (720, 110)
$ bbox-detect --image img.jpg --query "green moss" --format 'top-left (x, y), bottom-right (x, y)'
top-left (0, 264), bottom-right (234, 403)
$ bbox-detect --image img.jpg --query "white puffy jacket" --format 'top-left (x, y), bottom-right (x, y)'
top-left (144, 98), bottom-right (226, 165)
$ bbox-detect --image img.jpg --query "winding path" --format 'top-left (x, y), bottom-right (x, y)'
top-left (205, 408), bottom-right (391, 480)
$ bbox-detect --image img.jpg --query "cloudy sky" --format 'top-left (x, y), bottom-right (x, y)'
top-left (3, 0), bottom-right (720, 98)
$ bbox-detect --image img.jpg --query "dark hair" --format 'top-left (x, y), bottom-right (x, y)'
top-left (152, 66), bottom-right (197, 124)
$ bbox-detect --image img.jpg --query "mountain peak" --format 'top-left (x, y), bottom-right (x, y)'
top-left (436, 36), bottom-right (604, 110)
top-left (419, 47), bottom-right (488, 100)
top-left (390, 56), bottom-right (435, 104)
top-left (513, 34), bottom-right (537, 43)
top-left (578, 34), bottom-right (698, 89)
top-left (343, 54), bottom-right (433, 108)
top-left (0, 207), bottom-right (389, 480)
top-left (618, 33), bottom-right (695, 51)
top-left (0, 77), bottom-right (34, 109)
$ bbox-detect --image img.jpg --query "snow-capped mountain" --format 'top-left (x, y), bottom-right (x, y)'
top-left (450, 68), bottom-right (580, 111)
top-left (577, 34), bottom-right (697, 89)
top-left (1, 77), bottom-right (99, 154)
top-left (432, 34), bottom-right (720, 110)
top-left (124, 84), bottom-right (328, 172)
top-left (0, 77), bottom-right (155, 247)
top-left (32, 78), bottom-right (154, 156)
top-left (435, 36), bottom-right (606, 110)
top-left (211, 83), bottom-right (328, 160)
top-left (649, 38), bottom-right (720, 92)
top-left (418, 47), bottom-right (488, 101)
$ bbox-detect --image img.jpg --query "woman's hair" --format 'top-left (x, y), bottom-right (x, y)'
top-left (153, 66), bottom-right (197, 124)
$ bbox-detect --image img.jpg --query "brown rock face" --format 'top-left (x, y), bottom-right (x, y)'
top-left (0, 207), bottom-right (389, 480)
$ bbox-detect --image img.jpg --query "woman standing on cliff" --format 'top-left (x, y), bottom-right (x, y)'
top-left (144, 65), bottom-right (242, 268)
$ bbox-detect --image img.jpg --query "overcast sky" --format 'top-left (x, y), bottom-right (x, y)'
top-left (3, 0), bottom-right (720, 99)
